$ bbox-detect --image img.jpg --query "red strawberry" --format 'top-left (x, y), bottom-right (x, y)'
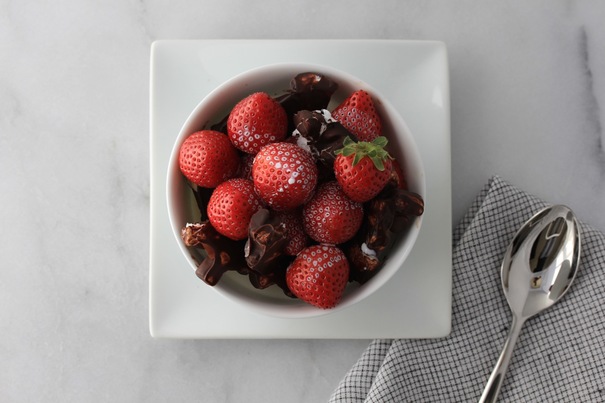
top-left (207, 178), bottom-right (263, 240)
top-left (178, 130), bottom-right (240, 188)
top-left (286, 244), bottom-right (349, 309)
top-left (276, 210), bottom-right (308, 256)
top-left (334, 136), bottom-right (394, 202)
top-left (331, 90), bottom-right (382, 142)
top-left (252, 142), bottom-right (318, 211)
top-left (302, 181), bottom-right (363, 244)
top-left (227, 92), bottom-right (287, 154)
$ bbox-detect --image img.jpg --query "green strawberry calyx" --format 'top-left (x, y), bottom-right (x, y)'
top-left (334, 136), bottom-right (393, 171)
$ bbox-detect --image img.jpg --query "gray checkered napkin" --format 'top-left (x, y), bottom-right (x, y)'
top-left (329, 176), bottom-right (605, 402)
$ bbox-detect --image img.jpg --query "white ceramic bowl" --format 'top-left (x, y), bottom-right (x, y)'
top-left (167, 63), bottom-right (425, 318)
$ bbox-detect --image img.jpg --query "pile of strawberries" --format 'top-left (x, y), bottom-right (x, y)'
top-left (178, 73), bottom-right (422, 309)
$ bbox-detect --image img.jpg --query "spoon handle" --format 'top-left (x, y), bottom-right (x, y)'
top-left (478, 315), bottom-right (526, 403)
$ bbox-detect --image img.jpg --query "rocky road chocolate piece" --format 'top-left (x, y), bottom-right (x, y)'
top-left (292, 110), bottom-right (327, 142)
top-left (181, 221), bottom-right (248, 286)
top-left (244, 209), bottom-right (297, 297)
top-left (390, 189), bottom-right (425, 232)
top-left (208, 72), bottom-right (337, 137)
top-left (391, 160), bottom-right (409, 190)
top-left (346, 241), bottom-right (381, 284)
top-left (275, 72), bottom-right (339, 133)
top-left (347, 180), bottom-right (425, 284)
top-left (290, 72), bottom-right (338, 110)
top-left (292, 110), bottom-right (358, 181)
top-left (247, 255), bottom-right (296, 297)
top-left (245, 209), bottom-right (288, 274)
top-left (317, 121), bottom-right (358, 170)
top-left (247, 270), bottom-right (274, 289)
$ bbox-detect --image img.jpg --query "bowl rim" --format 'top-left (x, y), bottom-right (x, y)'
top-left (166, 62), bottom-right (425, 319)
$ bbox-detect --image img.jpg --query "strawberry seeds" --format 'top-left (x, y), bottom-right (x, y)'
top-left (178, 72), bottom-right (424, 309)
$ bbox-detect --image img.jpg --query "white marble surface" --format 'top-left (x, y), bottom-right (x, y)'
top-left (2, 1), bottom-right (604, 402)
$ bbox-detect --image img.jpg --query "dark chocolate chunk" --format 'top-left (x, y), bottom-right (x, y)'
top-left (292, 110), bottom-right (327, 141)
top-left (247, 255), bottom-right (296, 298)
top-left (275, 72), bottom-right (339, 133)
top-left (346, 180), bottom-right (425, 284)
top-left (291, 110), bottom-right (358, 178)
top-left (245, 209), bottom-right (288, 274)
top-left (391, 190), bottom-right (425, 233)
top-left (210, 72), bottom-right (337, 136)
top-left (317, 121), bottom-right (358, 170)
top-left (181, 221), bottom-right (248, 286)
top-left (244, 209), bottom-right (298, 297)
top-left (346, 242), bottom-right (381, 284)
top-left (290, 72), bottom-right (338, 111)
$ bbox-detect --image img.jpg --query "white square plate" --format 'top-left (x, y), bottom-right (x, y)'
top-left (150, 40), bottom-right (452, 338)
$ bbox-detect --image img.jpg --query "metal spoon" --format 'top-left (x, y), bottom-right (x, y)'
top-left (478, 205), bottom-right (581, 403)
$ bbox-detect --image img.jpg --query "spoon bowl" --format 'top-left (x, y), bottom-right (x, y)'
top-left (479, 205), bottom-right (581, 402)
top-left (502, 205), bottom-right (581, 319)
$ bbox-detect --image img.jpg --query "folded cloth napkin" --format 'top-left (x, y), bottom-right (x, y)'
top-left (329, 176), bottom-right (605, 403)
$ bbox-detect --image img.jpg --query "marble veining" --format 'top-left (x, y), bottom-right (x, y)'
top-left (2, 1), bottom-right (605, 402)
top-left (579, 26), bottom-right (604, 164)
